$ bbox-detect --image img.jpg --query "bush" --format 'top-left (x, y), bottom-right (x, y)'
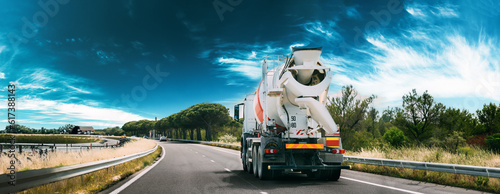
top-left (383, 127), bottom-right (408, 148)
top-left (218, 134), bottom-right (237, 143)
top-left (443, 131), bottom-right (466, 154)
top-left (457, 146), bottom-right (475, 157)
top-left (485, 133), bottom-right (500, 152)
top-left (344, 131), bottom-right (377, 151)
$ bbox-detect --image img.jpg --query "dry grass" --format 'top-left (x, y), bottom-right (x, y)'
top-left (344, 146), bottom-right (500, 193)
top-left (345, 146), bottom-right (500, 167)
top-left (0, 138), bottom-right (156, 174)
top-left (212, 140), bottom-right (240, 146)
top-left (17, 146), bottom-right (162, 194)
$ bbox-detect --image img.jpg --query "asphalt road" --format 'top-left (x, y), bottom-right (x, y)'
top-left (103, 141), bottom-right (487, 194)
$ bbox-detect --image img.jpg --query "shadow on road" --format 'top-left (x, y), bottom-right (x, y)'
top-left (217, 169), bottom-right (349, 192)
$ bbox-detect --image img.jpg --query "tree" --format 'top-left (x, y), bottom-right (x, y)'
top-left (185, 103), bottom-right (231, 141)
top-left (58, 124), bottom-right (74, 134)
top-left (485, 133), bottom-right (500, 152)
top-left (327, 85), bottom-right (375, 149)
top-left (395, 89), bottom-right (444, 145)
top-left (438, 108), bottom-right (476, 138)
top-left (477, 103), bottom-right (500, 135)
top-left (367, 107), bottom-right (379, 137)
top-left (383, 127), bottom-right (408, 148)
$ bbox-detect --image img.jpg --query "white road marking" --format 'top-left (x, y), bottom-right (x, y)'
top-left (202, 155), bottom-right (206, 157)
top-left (209, 147), bottom-right (240, 156)
top-left (110, 145), bottom-right (165, 194)
top-left (340, 177), bottom-right (424, 194)
top-left (260, 192), bottom-right (268, 194)
top-left (210, 160), bottom-right (215, 163)
top-left (191, 144), bottom-right (240, 156)
top-left (195, 151), bottom-right (198, 153)
top-left (224, 168), bottom-right (231, 172)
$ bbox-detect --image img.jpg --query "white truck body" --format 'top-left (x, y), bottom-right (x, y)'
top-left (236, 47), bottom-right (350, 180)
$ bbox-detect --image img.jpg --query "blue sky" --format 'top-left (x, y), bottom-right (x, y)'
top-left (1, 0), bottom-right (499, 130)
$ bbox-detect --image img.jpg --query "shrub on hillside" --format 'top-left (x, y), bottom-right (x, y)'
top-left (383, 127), bottom-right (408, 148)
top-left (485, 133), bottom-right (500, 152)
top-left (218, 134), bottom-right (237, 143)
top-left (443, 131), bottom-right (466, 154)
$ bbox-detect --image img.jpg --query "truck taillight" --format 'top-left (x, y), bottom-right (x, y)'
top-left (265, 148), bottom-right (277, 154)
top-left (332, 149), bottom-right (345, 154)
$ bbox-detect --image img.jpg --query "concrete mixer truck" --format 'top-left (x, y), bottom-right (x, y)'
top-left (234, 47), bottom-right (351, 180)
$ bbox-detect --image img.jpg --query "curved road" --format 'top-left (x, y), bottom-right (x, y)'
top-left (101, 141), bottom-right (486, 194)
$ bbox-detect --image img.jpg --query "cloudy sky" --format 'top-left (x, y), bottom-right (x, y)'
top-left (1, 0), bottom-right (499, 130)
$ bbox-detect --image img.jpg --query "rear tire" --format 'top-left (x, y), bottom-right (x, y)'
top-left (252, 145), bottom-right (259, 177)
top-left (329, 169), bottom-right (341, 181)
top-left (246, 156), bottom-right (253, 174)
top-left (258, 162), bottom-right (274, 180)
top-left (315, 169), bottom-right (341, 181)
top-left (242, 151), bottom-right (248, 172)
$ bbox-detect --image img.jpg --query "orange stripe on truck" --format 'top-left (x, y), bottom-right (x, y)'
top-left (286, 144), bottom-right (324, 149)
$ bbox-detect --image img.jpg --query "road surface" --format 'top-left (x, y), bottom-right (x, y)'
top-left (102, 141), bottom-right (486, 194)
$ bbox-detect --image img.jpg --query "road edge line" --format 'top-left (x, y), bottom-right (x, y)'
top-left (110, 144), bottom-right (166, 194)
top-left (340, 176), bottom-right (424, 194)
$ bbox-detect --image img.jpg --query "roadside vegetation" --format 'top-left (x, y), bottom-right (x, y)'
top-left (123, 103), bottom-right (242, 142)
top-left (330, 85), bottom-right (500, 193)
top-left (0, 138), bottom-right (156, 174)
top-left (344, 146), bottom-right (500, 193)
top-left (17, 145), bottom-right (162, 194)
top-left (0, 134), bottom-right (100, 144)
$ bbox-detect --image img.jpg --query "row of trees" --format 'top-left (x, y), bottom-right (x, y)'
top-left (328, 85), bottom-right (500, 152)
top-left (2, 124), bottom-right (75, 134)
top-left (122, 103), bottom-right (241, 141)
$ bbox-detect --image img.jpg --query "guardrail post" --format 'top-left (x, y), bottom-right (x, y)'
top-left (0, 144), bottom-right (2, 153)
top-left (106, 143), bottom-right (108, 148)
top-left (19, 145), bottom-right (22, 153)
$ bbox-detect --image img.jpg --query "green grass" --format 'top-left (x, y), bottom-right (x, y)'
top-left (17, 146), bottom-right (162, 194)
top-left (0, 134), bottom-right (100, 144)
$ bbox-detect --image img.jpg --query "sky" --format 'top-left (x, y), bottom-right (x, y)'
top-left (0, 0), bottom-right (499, 130)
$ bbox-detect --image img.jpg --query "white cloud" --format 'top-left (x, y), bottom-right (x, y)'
top-left (406, 3), bottom-right (458, 18)
top-left (0, 72), bottom-right (4, 79)
top-left (18, 97), bottom-right (147, 127)
top-left (249, 51), bottom-right (257, 59)
top-left (67, 85), bottom-right (91, 94)
top-left (217, 57), bottom-right (261, 79)
top-left (406, 6), bottom-right (425, 17)
top-left (303, 21), bottom-right (341, 41)
top-left (433, 6), bottom-right (458, 17)
top-left (333, 33), bottom-right (500, 107)
top-left (346, 7), bottom-right (361, 19)
top-left (0, 45), bottom-right (5, 53)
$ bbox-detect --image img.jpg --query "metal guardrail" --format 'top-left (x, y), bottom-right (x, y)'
top-left (0, 145), bottom-right (158, 193)
top-left (344, 156), bottom-right (500, 178)
top-left (169, 138), bottom-right (500, 178)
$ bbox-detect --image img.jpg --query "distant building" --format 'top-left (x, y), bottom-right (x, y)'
top-left (70, 126), bottom-right (95, 134)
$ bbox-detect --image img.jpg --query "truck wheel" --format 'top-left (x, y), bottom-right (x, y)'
top-left (329, 169), bottom-right (341, 181)
top-left (246, 148), bottom-right (253, 174)
top-left (252, 145), bottom-right (259, 177)
top-left (242, 152), bottom-right (248, 172)
top-left (318, 169), bottom-right (340, 181)
top-left (258, 162), bottom-right (274, 180)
